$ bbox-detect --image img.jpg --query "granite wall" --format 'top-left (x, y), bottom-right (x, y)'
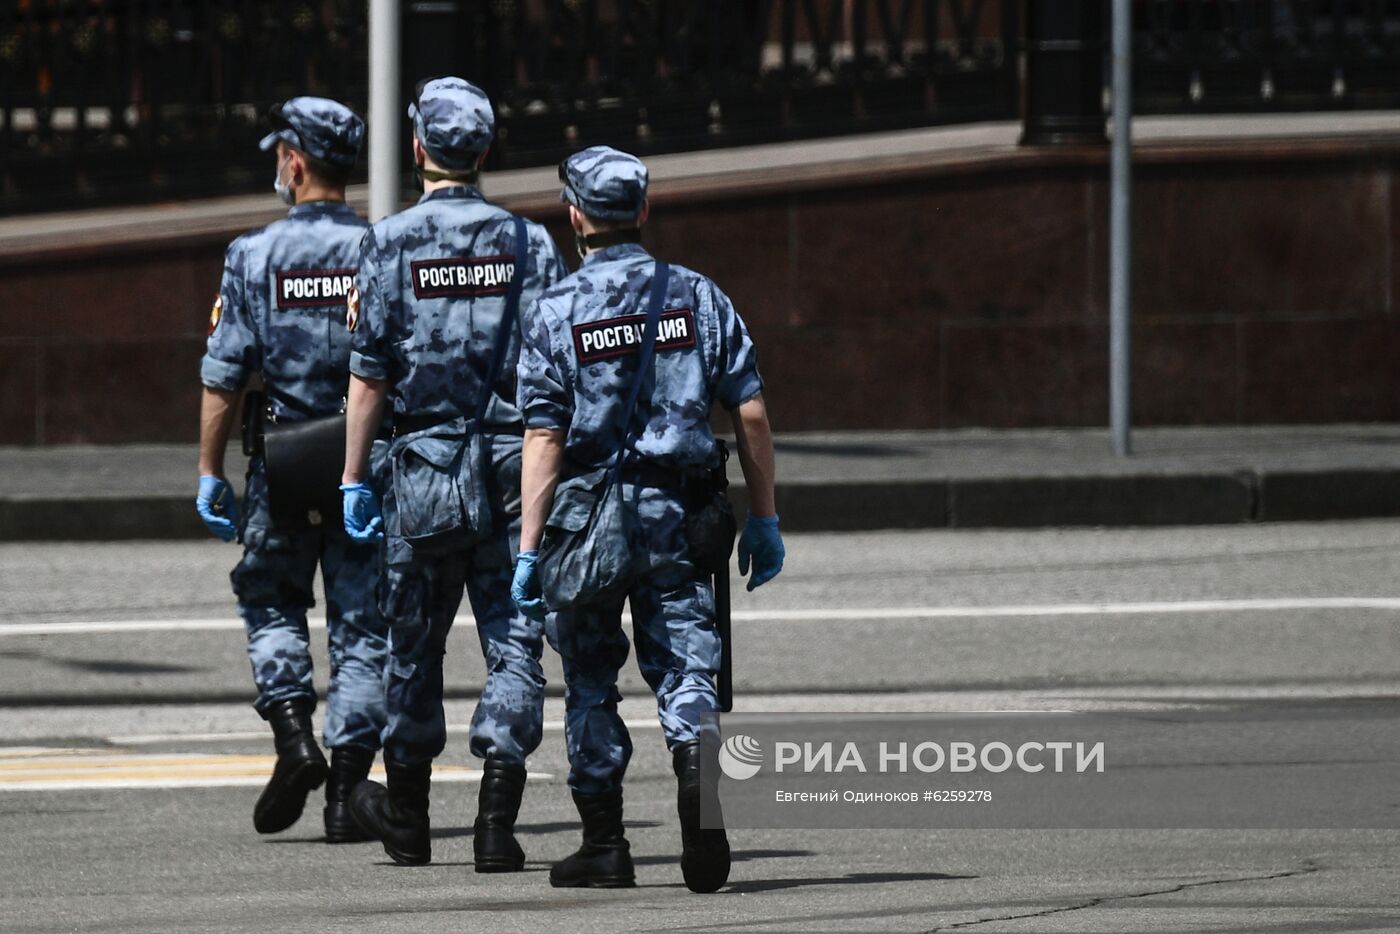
top-left (2, 134), bottom-right (1396, 443)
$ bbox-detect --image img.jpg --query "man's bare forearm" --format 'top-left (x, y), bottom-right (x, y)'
top-left (730, 393), bottom-right (776, 517)
top-left (520, 427), bottom-right (566, 552)
top-left (198, 386), bottom-right (241, 478)
top-left (342, 375), bottom-right (388, 484)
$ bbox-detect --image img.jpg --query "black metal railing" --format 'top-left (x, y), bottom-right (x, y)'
top-left (1133, 0), bottom-right (1400, 113)
top-left (0, 1), bottom-right (370, 214)
top-left (0, 0), bottom-right (1018, 215)
top-left (467, 0), bottom-right (1020, 168)
top-left (6, 2), bottom-right (1399, 216)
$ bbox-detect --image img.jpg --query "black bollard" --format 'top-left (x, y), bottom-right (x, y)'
top-left (1020, 0), bottom-right (1109, 146)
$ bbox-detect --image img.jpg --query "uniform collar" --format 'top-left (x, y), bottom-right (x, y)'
top-left (581, 241), bottom-right (650, 267)
top-left (417, 184), bottom-right (489, 206)
top-left (287, 200), bottom-right (354, 218)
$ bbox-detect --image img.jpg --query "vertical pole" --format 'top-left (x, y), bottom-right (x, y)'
top-left (1110, 0), bottom-right (1132, 457)
top-left (369, 0), bottom-right (401, 222)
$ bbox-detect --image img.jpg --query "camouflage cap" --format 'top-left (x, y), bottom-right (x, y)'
top-left (259, 97), bottom-right (365, 167)
top-left (559, 146), bottom-right (649, 222)
top-left (408, 76), bottom-right (494, 171)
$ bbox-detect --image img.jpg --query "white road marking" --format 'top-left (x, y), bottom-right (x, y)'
top-left (4, 597), bottom-right (1400, 636)
top-left (737, 598), bottom-right (1400, 620)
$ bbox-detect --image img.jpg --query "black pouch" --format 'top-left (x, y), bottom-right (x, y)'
top-left (684, 441), bottom-right (737, 575)
top-left (261, 413), bottom-right (347, 531)
top-left (686, 490), bottom-right (737, 576)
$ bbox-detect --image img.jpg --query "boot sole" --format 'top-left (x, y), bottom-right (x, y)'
top-left (474, 857), bottom-right (526, 873)
top-left (324, 824), bottom-right (372, 844)
top-left (382, 842), bottom-right (431, 866)
top-left (549, 875), bottom-right (636, 889)
top-left (253, 758), bottom-right (329, 834)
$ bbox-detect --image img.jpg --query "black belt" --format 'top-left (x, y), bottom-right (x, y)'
top-left (618, 462), bottom-right (687, 489)
top-left (616, 459), bottom-right (716, 490)
top-left (391, 414), bottom-right (525, 438)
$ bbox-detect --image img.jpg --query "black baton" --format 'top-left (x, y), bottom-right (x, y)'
top-left (715, 563), bottom-right (733, 713)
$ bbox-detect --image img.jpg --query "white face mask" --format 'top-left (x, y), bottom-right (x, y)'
top-left (273, 154), bottom-right (295, 206)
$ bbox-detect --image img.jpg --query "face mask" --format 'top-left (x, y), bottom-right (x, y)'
top-left (273, 155), bottom-right (295, 206)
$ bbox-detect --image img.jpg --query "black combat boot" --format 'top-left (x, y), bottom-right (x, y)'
top-left (349, 758), bottom-right (432, 865)
top-left (549, 789), bottom-right (635, 888)
top-left (473, 758), bottom-right (527, 872)
top-left (252, 698), bottom-right (329, 834)
top-left (323, 745), bottom-right (375, 843)
top-left (673, 739), bottom-right (731, 893)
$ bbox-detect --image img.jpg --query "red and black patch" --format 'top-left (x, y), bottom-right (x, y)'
top-left (275, 268), bottom-right (356, 309)
top-left (208, 295), bottom-right (223, 335)
top-left (572, 309), bottom-right (697, 365)
top-left (410, 255), bottom-right (516, 299)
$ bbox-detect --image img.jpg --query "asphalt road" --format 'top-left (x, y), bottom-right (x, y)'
top-left (2, 523), bottom-right (1399, 931)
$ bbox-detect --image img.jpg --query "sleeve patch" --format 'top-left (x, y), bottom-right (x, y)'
top-left (346, 284), bottom-right (360, 332)
top-left (208, 295), bottom-right (223, 335)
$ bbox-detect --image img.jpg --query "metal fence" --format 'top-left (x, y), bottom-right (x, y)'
top-left (3, 1), bottom-right (1399, 215)
top-left (470, 0), bottom-right (1020, 166)
top-left (0, 0), bottom-right (1019, 214)
top-left (1134, 0), bottom-right (1400, 113)
top-left (0, 1), bottom-right (370, 213)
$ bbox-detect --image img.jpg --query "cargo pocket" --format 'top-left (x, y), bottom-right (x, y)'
top-left (392, 433), bottom-right (467, 549)
top-left (378, 563), bottom-right (427, 627)
top-left (538, 470), bottom-right (632, 609)
top-left (231, 528), bottom-right (315, 608)
top-left (544, 484), bottom-right (597, 536)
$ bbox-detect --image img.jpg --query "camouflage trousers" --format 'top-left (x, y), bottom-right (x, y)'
top-left (546, 483), bottom-right (721, 795)
top-left (379, 432), bottom-right (546, 767)
top-left (231, 456), bottom-right (389, 750)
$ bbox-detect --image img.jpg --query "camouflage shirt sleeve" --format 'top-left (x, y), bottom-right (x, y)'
top-left (349, 227), bottom-right (392, 382)
top-left (200, 238), bottom-right (259, 391)
top-left (709, 279), bottom-right (764, 409)
top-left (517, 295), bottom-right (572, 430)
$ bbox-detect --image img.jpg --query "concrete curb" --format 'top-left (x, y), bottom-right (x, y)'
top-left (0, 496), bottom-right (204, 541)
top-left (6, 468), bottom-right (1400, 541)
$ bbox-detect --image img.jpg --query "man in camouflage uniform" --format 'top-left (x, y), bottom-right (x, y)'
top-left (510, 146), bottom-right (786, 892)
top-left (339, 77), bottom-right (568, 869)
top-left (196, 97), bottom-right (388, 842)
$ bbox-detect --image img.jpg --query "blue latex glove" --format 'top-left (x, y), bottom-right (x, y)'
top-left (737, 513), bottom-right (784, 591)
top-left (512, 550), bottom-right (547, 621)
top-left (340, 482), bottom-right (384, 542)
top-left (195, 475), bottom-right (239, 542)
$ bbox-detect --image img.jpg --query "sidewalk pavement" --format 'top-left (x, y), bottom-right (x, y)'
top-left (4, 425), bottom-right (1400, 540)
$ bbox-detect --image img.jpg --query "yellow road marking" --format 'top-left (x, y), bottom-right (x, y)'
top-left (0, 751), bottom-right (511, 791)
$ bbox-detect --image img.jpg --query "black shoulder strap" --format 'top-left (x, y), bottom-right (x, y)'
top-left (475, 214), bottom-right (529, 424)
top-left (612, 260), bottom-right (671, 477)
